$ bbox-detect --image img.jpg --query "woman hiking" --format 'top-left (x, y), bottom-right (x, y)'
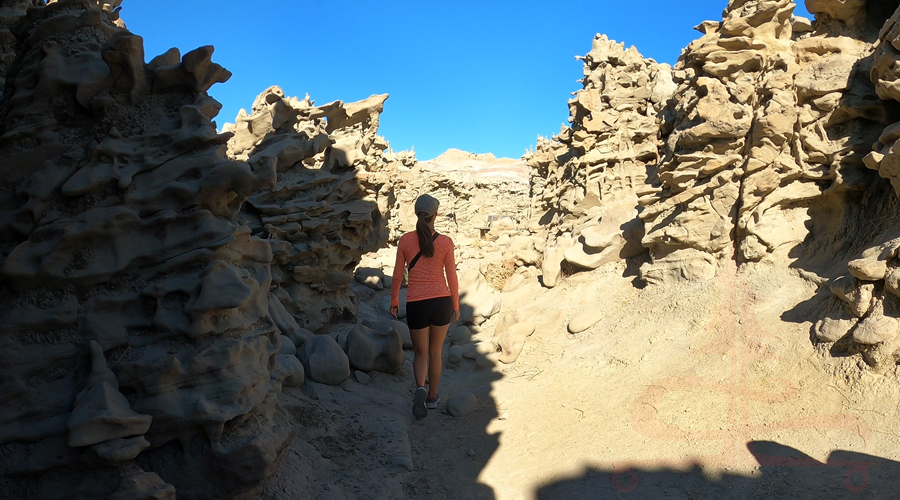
top-left (390, 194), bottom-right (460, 419)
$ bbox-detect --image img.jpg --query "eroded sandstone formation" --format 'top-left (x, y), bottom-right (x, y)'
top-left (397, 149), bottom-right (532, 239)
top-left (638, 0), bottom-right (890, 284)
top-left (224, 86), bottom-right (402, 332)
top-left (812, 1), bottom-right (900, 371)
top-left (0, 1), bottom-right (289, 498)
top-left (527, 0), bottom-right (900, 371)
top-left (527, 35), bottom-right (674, 285)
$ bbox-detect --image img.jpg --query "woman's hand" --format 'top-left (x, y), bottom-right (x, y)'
top-left (451, 309), bottom-right (460, 322)
top-left (390, 305), bottom-right (399, 318)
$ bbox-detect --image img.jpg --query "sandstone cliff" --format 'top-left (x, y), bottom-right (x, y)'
top-left (528, 0), bottom-right (900, 371)
top-left (224, 86), bottom-right (403, 332)
top-left (0, 1), bottom-right (289, 498)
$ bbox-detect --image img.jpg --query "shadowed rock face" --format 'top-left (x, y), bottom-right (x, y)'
top-left (0, 1), bottom-right (287, 498)
top-left (225, 86), bottom-right (400, 332)
top-left (639, 0), bottom-right (891, 283)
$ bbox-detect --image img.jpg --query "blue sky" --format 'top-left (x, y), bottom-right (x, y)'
top-left (123, 1), bottom-right (813, 160)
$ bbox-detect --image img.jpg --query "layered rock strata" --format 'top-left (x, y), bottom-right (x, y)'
top-left (225, 86), bottom-right (401, 332)
top-left (0, 1), bottom-right (287, 498)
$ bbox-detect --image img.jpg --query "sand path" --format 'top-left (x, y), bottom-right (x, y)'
top-left (263, 257), bottom-right (900, 499)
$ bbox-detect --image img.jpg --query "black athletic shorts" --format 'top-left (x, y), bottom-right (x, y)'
top-left (406, 296), bottom-right (453, 330)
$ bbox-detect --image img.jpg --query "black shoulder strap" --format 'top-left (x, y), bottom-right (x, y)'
top-left (408, 232), bottom-right (440, 271)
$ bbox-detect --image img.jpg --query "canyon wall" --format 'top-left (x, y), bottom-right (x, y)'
top-left (224, 86), bottom-right (403, 332)
top-left (0, 1), bottom-right (289, 498)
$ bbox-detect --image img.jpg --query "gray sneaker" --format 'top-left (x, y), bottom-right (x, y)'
top-left (426, 395), bottom-right (440, 410)
top-left (412, 387), bottom-right (427, 419)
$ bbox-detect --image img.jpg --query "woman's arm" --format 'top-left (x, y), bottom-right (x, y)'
top-left (444, 238), bottom-right (460, 315)
top-left (390, 239), bottom-right (406, 317)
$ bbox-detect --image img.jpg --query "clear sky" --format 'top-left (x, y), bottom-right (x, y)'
top-left (122, 1), bottom-right (813, 160)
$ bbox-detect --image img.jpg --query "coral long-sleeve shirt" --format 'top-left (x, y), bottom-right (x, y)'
top-left (391, 231), bottom-right (459, 310)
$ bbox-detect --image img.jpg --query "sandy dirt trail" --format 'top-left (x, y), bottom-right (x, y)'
top-left (264, 258), bottom-right (900, 499)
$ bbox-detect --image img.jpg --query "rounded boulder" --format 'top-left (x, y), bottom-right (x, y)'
top-left (298, 335), bottom-right (350, 386)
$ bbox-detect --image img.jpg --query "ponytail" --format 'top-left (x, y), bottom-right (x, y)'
top-left (415, 213), bottom-right (436, 258)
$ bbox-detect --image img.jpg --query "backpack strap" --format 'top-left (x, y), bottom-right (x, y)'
top-left (408, 232), bottom-right (440, 271)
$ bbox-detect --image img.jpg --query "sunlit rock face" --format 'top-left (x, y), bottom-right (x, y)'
top-left (816, 0), bottom-right (900, 372)
top-left (527, 35), bottom-right (672, 279)
top-left (0, 1), bottom-right (287, 498)
top-left (527, 0), bottom-right (900, 370)
top-left (638, 0), bottom-right (891, 284)
top-left (225, 86), bottom-right (400, 332)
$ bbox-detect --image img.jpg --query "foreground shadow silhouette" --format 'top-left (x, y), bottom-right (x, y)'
top-left (536, 441), bottom-right (900, 499)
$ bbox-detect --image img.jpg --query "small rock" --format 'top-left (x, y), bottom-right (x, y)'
top-left (830, 275), bottom-right (875, 318)
top-left (354, 267), bottom-right (385, 290)
top-left (568, 310), bottom-right (603, 333)
top-left (497, 331), bottom-right (527, 364)
top-left (476, 352), bottom-right (501, 368)
top-left (447, 345), bottom-right (466, 364)
top-left (110, 471), bottom-right (175, 500)
top-left (815, 316), bottom-right (856, 343)
top-left (853, 310), bottom-right (900, 345)
top-left (298, 335), bottom-right (350, 386)
top-left (355, 370), bottom-right (371, 385)
top-left (885, 268), bottom-right (900, 297)
top-left (448, 392), bottom-right (479, 417)
top-left (848, 258), bottom-right (888, 281)
top-left (90, 436), bottom-right (151, 464)
top-left (467, 449), bottom-right (476, 457)
top-left (464, 341), bottom-right (495, 360)
top-left (502, 273), bottom-right (526, 293)
top-left (450, 325), bottom-right (472, 344)
top-left (395, 368), bottom-right (409, 380)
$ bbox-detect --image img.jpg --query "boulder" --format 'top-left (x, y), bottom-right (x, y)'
top-left (364, 318), bottom-right (413, 349)
top-left (447, 345), bottom-right (466, 364)
top-left (278, 335), bottom-right (296, 355)
top-left (269, 293), bottom-right (313, 347)
top-left (447, 392), bottom-right (479, 417)
top-left (354, 267), bottom-right (385, 290)
top-left (848, 258), bottom-right (888, 281)
top-left (298, 335), bottom-right (351, 386)
top-left (279, 354), bottom-right (305, 387)
top-left (450, 325), bottom-right (472, 344)
top-left (458, 268), bottom-right (502, 325)
top-left (502, 273), bottom-right (526, 292)
top-left (496, 331), bottom-right (527, 364)
top-left (345, 324), bottom-right (405, 373)
top-left (569, 310), bottom-right (603, 334)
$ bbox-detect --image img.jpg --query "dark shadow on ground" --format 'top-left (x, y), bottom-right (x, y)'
top-left (536, 441), bottom-right (900, 499)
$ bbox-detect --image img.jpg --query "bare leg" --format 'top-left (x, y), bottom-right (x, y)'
top-left (410, 327), bottom-right (430, 389)
top-left (426, 323), bottom-right (450, 398)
